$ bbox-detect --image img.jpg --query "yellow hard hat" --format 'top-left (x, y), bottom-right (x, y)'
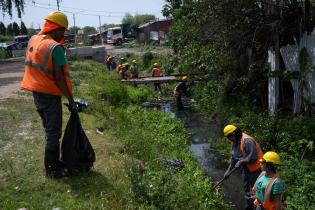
top-left (223, 124), bottom-right (237, 137)
top-left (181, 76), bottom-right (188, 81)
top-left (123, 63), bottom-right (129, 67)
top-left (45, 11), bottom-right (68, 29)
top-left (132, 60), bottom-right (137, 64)
top-left (261, 151), bottom-right (281, 165)
top-left (153, 63), bottom-right (159, 67)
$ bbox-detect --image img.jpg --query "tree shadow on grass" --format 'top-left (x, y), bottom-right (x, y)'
top-left (61, 170), bottom-right (113, 198)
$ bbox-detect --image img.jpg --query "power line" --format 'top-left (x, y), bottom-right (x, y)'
top-left (26, 0), bottom-right (161, 15)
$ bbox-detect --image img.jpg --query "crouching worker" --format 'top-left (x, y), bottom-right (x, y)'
top-left (252, 151), bottom-right (284, 210)
top-left (21, 11), bottom-right (78, 178)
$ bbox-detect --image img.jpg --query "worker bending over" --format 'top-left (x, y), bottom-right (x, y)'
top-left (21, 11), bottom-right (78, 178)
top-left (173, 76), bottom-right (188, 110)
top-left (252, 151), bottom-right (284, 210)
top-left (223, 125), bottom-right (263, 210)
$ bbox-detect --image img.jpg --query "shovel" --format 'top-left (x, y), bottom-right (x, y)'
top-left (212, 167), bottom-right (239, 189)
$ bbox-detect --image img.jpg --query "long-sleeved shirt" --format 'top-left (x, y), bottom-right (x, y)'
top-left (230, 135), bottom-right (258, 170)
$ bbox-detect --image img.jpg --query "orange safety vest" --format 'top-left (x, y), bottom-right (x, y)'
top-left (253, 172), bottom-right (284, 210)
top-left (116, 64), bottom-right (123, 73)
top-left (240, 133), bottom-right (263, 172)
top-left (21, 34), bottom-right (73, 97)
top-left (119, 69), bottom-right (126, 79)
top-left (152, 68), bottom-right (161, 77)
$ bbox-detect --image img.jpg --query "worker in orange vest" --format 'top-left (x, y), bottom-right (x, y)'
top-left (20, 11), bottom-right (78, 178)
top-left (151, 62), bottom-right (162, 92)
top-left (115, 57), bottom-right (126, 74)
top-left (119, 63), bottom-right (129, 80)
top-left (223, 125), bottom-right (263, 210)
top-left (252, 151), bottom-right (284, 210)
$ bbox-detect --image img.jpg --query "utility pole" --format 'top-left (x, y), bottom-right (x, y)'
top-left (56, 0), bottom-right (60, 11)
top-left (99, 16), bottom-right (103, 45)
top-left (73, 13), bottom-right (76, 45)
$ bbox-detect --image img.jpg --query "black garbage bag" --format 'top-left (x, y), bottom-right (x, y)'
top-left (61, 113), bottom-right (95, 175)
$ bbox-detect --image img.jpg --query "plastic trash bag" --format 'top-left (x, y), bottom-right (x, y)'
top-left (61, 113), bottom-right (95, 175)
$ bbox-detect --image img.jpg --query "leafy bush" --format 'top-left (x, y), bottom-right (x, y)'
top-left (142, 52), bottom-right (154, 68)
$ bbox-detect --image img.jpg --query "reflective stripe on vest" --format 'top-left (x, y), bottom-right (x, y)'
top-left (240, 133), bottom-right (263, 172)
top-left (21, 34), bottom-right (73, 96)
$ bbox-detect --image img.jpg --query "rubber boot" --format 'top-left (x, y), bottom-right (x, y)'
top-left (44, 146), bottom-right (66, 178)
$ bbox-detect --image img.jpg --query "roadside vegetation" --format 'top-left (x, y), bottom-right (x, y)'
top-left (162, 1), bottom-right (315, 209)
top-left (0, 58), bottom-right (231, 209)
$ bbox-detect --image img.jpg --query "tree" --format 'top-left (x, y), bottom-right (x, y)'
top-left (83, 26), bottom-right (96, 35)
top-left (0, 0), bottom-right (24, 17)
top-left (20, 21), bottom-right (27, 35)
top-left (122, 13), bottom-right (156, 31)
top-left (12, 22), bottom-right (20, 35)
top-left (66, 26), bottom-right (80, 35)
top-left (6, 23), bottom-right (13, 36)
top-left (0, 22), bottom-right (6, 35)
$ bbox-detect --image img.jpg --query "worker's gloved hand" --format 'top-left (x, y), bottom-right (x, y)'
top-left (223, 171), bottom-right (230, 180)
top-left (68, 101), bottom-right (79, 113)
top-left (235, 160), bottom-right (243, 168)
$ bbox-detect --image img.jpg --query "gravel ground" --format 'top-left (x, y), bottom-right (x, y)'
top-left (0, 58), bottom-right (25, 99)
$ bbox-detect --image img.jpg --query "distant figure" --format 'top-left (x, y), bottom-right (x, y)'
top-left (173, 76), bottom-right (188, 110)
top-left (105, 55), bottom-right (116, 71)
top-left (151, 63), bottom-right (162, 92)
top-left (119, 63), bottom-right (129, 80)
top-left (115, 57), bottom-right (126, 74)
top-left (130, 59), bottom-right (139, 79)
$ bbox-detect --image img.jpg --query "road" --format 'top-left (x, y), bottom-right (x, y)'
top-left (0, 45), bottom-right (172, 100)
top-left (0, 58), bottom-right (25, 99)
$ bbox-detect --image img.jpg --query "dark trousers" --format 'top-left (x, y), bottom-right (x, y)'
top-left (243, 168), bottom-right (262, 210)
top-left (154, 83), bottom-right (161, 91)
top-left (176, 94), bottom-right (184, 110)
top-left (33, 92), bottom-right (62, 173)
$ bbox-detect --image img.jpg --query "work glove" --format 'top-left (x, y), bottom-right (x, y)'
top-left (235, 160), bottom-right (243, 168)
top-left (68, 101), bottom-right (79, 113)
top-left (223, 171), bottom-right (230, 180)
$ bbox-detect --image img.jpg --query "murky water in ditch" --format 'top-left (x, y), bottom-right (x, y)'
top-left (159, 103), bottom-right (245, 210)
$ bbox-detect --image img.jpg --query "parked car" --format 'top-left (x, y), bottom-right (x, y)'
top-left (14, 35), bottom-right (29, 48)
top-left (0, 42), bottom-right (25, 57)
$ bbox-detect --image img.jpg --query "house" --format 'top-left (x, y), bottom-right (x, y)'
top-left (138, 19), bottom-right (172, 44)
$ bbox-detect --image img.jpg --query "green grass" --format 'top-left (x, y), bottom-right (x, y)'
top-left (0, 58), bottom-right (230, 209)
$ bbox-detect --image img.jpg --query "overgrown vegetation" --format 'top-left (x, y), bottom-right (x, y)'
top-left (162, 1), bottom-right (315, 209)
top-left (0, 58), bottom-right (232, 209)
top-left (73, 59), bottom-right (231, 209)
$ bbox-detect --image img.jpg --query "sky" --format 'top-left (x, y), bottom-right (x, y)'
top-left (1, 0), bottom-right (166, 29)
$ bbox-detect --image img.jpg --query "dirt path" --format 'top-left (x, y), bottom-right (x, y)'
top-left (0, 58), bottom-right (25, 99)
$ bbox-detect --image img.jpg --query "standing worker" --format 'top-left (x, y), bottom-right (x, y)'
top-left (130, 59), bottom-right (139, 79)
top-left (20, 11), bottom-right (78, 178)
top-left (252, 151), bottom-right (284, 210)
top-left (223, 124), bottom-right (263, 210)
top-left (173, 76), bottom-right (188, 110)
top-left (151, 63), bottom-right (162, 92)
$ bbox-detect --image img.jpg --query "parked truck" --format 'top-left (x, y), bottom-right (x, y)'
top-left (107, 24), bottom-right (135, 45)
